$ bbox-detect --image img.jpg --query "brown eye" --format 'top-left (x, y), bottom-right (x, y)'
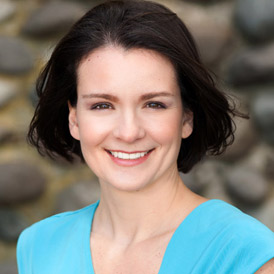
top-left (146, 102), bottom-right (166, 109)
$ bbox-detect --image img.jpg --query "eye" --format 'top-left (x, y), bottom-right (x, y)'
top-left (145, 102), bottom-right (166, 109)
top-left (91, 103), bottom-right (113, 110)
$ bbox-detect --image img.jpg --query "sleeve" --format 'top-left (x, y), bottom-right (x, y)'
top-left (16, 227), bottom-right (35, 274)
top-left (235, 220), bottom-right (274, 274)
top-left (217, 214), bottom-right (274, 274)
top-left (188, 210), bottom-right (274, 274)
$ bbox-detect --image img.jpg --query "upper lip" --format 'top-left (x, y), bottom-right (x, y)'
top-left (105, 149), bottom-right (154, 153)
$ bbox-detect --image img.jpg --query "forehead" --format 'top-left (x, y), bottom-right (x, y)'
top-left (76, 46), bottom-right (179, 94)
top-left (78, 46), bottom-right (175, 70)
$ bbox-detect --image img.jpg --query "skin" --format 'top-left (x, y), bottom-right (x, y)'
top-left (255, 258), bottom-right (274, 273)
top-left (68, 46), bottom-right (273, 273)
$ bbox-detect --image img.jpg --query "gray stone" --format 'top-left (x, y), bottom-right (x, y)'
top-left (221, 118), bottom-right (258, 161)
top-left (0, 125), bottom-right (13, 144)
top-left (180, 172), bottom-right (204, 194)
top-left (0, 262), bottom-right (18, 274)
top-left (22, 2), bottom-right (86, 37)
top-left (0, 0), bottom-right (16, 22)
top-left (252, 91), bottom-right (274, 145)
top-left (193, 161), bottom-right (225, 187)
top-left (182, 0), bottom-right (227, 2)
top-left (54, 180), bottom-right (100, 213)
top-left (241, 144), bottom-right (273, 175)
top-left (227, 44), bottom-right (274, 86)
top-left (0, 37), bottom-right (34, 75)
top-left (248, 197), bottom-right (274, 231)
top-left (0, 209), bottom-right (28, 242)
top-left (28, 85), bottom-right (39, 107)
top-left (0, 80), bottom-right (18, 108)
top-left (180, 161), bottom-right (220, 194)
top-left (0, 162), bottom-right (47, 204)
top-left (234, 0), bottom-right (274, 42)
top-left (194, 161), bottom-right (230, 201)
top-left (264, 152), bottom-right (274, 179)
top-left (224, 166), bottom-right (269, 205)
top-left (177, 2), bottom-right (233, 68)
top-left (190, 20), bottom-right (232, 67)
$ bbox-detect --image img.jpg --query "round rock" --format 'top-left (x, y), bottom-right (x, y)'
top-left (0, 79), bottom-right (18, 108)
top-left (249, 197), bottom-right (274, 231)
top-left (227, 44), bottom-right (274, 86)
top-left (0, 209), bottom-right (28, 242)
top-left (221, 118), bottom-right (258, 161)
top-left (0, 162), bottom-right (46, 204)
top-left (0, 125), bottom-right (14, 144)
top-left (183, 0), bottom-right (228, 2)
top-left (234, 0), bottom-right (274, 42)
top-left (224, 166), bottom-right (269, 205)
top-left (252, 91), bottom-right (274, 145)
top-left (22, 2), bottom-right (86, 37)
top-left (0, 36), bottom-right (34, 75)
top-left (180, 172), bottom-right (204, 194)
top-left (28, 85), bottom-right (39, 107)
top-left (194, 160), bottom-right (230, 201)
top-left (191, 21), bottom-right (231, 66)
top-left (264, 152), bottom-right (274, 179)
top-left (54, 180), bottom-right (101, 213)
top-left (0, 0), bottom-right (16, 22)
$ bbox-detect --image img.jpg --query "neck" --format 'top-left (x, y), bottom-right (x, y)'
top-left (92, 168), bottom-right (202, 246)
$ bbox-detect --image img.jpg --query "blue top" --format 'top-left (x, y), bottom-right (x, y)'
top-left (17, 199), bottom-right (274, 274)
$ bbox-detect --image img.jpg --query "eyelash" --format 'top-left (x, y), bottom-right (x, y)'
top-left (91, 103), bottom-right (113, 110)
top-left (90, 101), bottom-right (167, 110)
top-left (145, 101), bottom-right (166, 109)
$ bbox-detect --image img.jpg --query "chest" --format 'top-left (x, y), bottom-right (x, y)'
top-left (90, 232), bottom-right (173, 274)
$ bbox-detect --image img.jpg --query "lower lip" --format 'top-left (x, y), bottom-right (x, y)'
top-left (107, 150), bottom-right (153, 167)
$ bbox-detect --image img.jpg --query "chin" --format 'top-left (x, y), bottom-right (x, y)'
top-left (101, 176), bottom-right (154, 193)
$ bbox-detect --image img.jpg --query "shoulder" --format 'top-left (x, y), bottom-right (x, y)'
top-left (201, 199), bottom-right (273, 229)
top-left (200, 200), bottom-right (274, 244)
top-left (20, 201), bottom-right (98, 240)
top-left (201, 200), bottom-right (274, 273)
top-left (17, 201), bottom-right (99, 273)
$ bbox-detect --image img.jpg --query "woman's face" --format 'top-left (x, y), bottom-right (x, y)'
top-left (69, 46), bottom-right (193, 192)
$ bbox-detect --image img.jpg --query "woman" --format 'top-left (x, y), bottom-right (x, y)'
top-left (17, 1), bottom-right (274, 273)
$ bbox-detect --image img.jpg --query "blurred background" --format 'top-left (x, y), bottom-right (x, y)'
top-left (0, 0), bottom-right (274, 272)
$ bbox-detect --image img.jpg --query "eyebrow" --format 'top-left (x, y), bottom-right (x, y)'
top-left (140, 92), bottom-right (174, 101)
top-left (82, 91), bottom-right (174, 102)
top-left (82, 93), bottom-right (118, 102)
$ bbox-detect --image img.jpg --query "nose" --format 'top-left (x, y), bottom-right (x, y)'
top-left (113, 109), bottom-right (145, 143)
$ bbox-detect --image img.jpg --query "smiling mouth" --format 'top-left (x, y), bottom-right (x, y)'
top-left (106, 149), bottom-right (154, 160)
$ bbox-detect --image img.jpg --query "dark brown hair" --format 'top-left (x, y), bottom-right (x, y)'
top-left (28, 0), bottom-right (245, 173)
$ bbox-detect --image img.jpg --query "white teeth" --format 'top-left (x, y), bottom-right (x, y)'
top-left (109, 150), bottom-right (149, 160)
top-left (122, 153), bottom-right (130, 159)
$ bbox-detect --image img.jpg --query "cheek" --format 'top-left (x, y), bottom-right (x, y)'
top-left (144, 112), bottom-right (183, 145)
top-left (77, 115), bottom-right (112, 146)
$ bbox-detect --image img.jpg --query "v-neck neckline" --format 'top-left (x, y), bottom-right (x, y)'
top-left (85, 199), bottom-right (219, 274)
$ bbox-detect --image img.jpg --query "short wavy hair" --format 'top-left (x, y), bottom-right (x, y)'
top-left (28, 0), bottom-right (246, 173)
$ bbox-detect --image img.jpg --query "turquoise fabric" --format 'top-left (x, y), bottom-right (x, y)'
top-left (17, 199), bottom-right (274, 274)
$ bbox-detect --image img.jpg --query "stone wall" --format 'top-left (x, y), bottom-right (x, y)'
top-left (0, 0), bottom-right (273, 272)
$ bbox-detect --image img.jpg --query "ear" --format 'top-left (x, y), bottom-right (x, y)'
top-left (68, 101), bottom-right (80, 140)
top-left (181, 110), bottom-right (193, 139)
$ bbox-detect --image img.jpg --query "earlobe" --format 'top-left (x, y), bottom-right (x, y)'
top-left (182, 111), bottom-right (193, 139)
top-left (68, 102), bottom-right (80, 141)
